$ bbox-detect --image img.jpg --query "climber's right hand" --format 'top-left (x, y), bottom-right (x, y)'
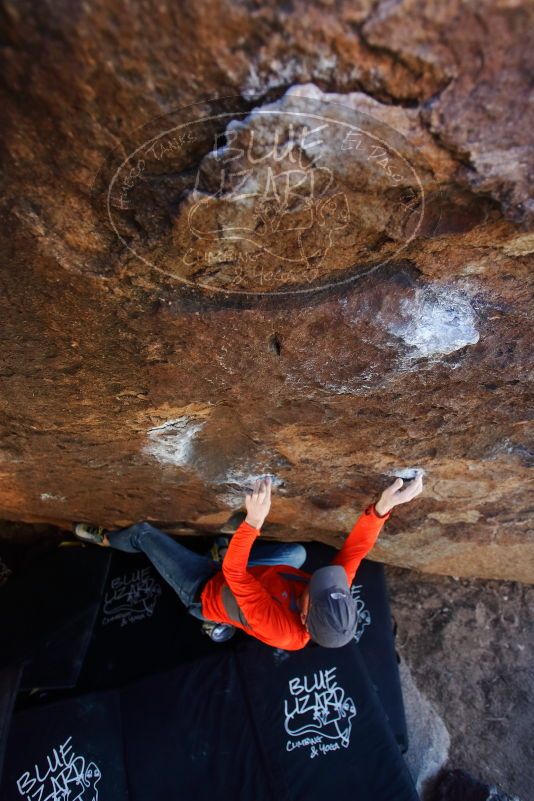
top-left (245, 476), bottom-right (272, 530)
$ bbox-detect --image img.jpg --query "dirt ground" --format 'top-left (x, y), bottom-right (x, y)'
top-left (386, 566), bottom-right (534, 800)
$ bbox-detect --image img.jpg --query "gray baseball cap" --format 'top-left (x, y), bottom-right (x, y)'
top-left (306, 565), bottom-right (357, 648)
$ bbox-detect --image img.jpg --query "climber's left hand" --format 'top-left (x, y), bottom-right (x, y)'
top-left (375, 474), bottom-right (424, 516)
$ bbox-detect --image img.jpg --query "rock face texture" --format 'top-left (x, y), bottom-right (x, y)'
top-left (0, 0), bottom-right (532, 582)
top-left (398, 660), bottom-right (450, 796)
top-left (387, 566), bottom-right (533, 800)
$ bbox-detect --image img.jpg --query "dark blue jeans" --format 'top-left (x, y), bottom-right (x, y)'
top-left (107, 522), bottom-right (307, 622)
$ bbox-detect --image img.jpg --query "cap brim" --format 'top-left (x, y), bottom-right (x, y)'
top-left (309, 565), bottom-right (349, 599)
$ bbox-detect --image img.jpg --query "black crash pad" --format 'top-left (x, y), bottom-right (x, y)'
top-left (122, 651), bottom-right (273, 801)
top-left (78, 549), bottom-right (225, 690)
top-left (0, 542), bottom-right (418, 801)
top-left (0, 546), bottom-right (111, 691)
top-left (0, 664), bottom-right (23, 783)
top-left (234, 637), bottom-right (416, 801)
top-left (78, 544), bottom-right (407, 749)
top-left (1, 689), bottom-right (128, 801)
top-left (2, 639), bottom-right (418, 801)
top-left (354, 559), bottom-right (408, 752)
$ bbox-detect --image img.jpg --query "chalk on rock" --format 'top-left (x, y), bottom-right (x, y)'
top-left (388, 468), bottom-right (426, 481)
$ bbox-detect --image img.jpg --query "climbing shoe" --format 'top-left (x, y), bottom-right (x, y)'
top-left (210, 536), bottom-right (229, 563)
top-left (74, 523), bottom-right (107, 545)
top-left (201, 621), bottom-right (236, 643)
top-left (219, 510), bottom-right (247, 534)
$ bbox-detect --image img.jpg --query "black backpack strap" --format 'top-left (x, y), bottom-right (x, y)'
top-left (276, 572), bottom-right (309, 584)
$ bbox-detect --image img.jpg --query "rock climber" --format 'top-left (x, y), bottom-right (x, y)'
top-left (75, 473), bottom-right (423, 649)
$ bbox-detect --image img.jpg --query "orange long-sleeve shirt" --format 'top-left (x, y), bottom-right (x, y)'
top-left (200, 502), bottom-right (391, 650)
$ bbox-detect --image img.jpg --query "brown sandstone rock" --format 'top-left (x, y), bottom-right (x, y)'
top-left (0, 0), bottom-right (532, 582)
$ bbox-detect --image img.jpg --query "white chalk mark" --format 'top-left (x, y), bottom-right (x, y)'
top-left (217, 470), bottom-right (284, 508)
top-left (144, 416), bottom-right (204, 466)
top-left (387, 468), bottom-right (426, 480)
top-left (224, 469), bottom-right (283, 491)
top-left (386, 286), bottom-right (479, 358)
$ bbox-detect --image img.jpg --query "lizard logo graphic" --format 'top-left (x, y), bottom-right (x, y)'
top-left (351, 584), bottom-right (372, 643)
top-left (16, 737), bottom-right (102, 801)
top-left (102, 567), bottom-right (162, 627)
top-left (284, 667), bottom-right (357, 754)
